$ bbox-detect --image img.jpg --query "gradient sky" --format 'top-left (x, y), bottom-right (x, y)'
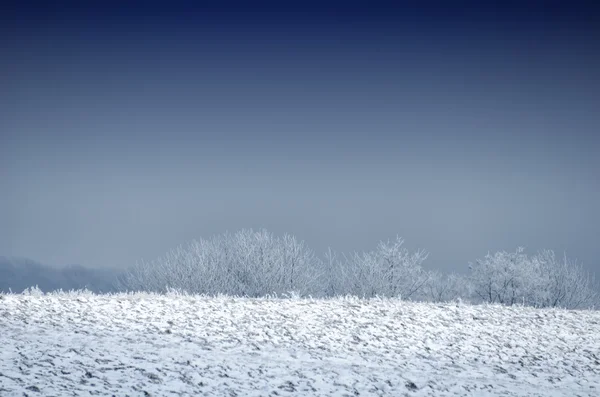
top-left (2, 2), bottom-right (599, 272)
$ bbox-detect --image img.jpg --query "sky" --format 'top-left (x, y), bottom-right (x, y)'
top-left (1, 2), bottom-right (599, 273)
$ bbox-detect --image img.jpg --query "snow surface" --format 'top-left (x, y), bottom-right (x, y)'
top-left (1, 292), bottom-right (599, 396)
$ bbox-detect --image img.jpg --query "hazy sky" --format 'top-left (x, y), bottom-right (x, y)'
top-left (2, 2), bottom-right (599, 272)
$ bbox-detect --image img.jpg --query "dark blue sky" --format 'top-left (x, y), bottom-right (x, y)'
top-left (2, 2), bottom-right (599, 272)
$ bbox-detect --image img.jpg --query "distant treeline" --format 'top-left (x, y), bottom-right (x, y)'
top-left (3, 229), bottom-right (599, 310)
top-left (116, 229), bottom-right (600, 310)
top-left (0, 257), bottom-right (117, 293)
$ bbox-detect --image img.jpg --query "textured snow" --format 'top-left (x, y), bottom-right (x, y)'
top-left (1, 292), bottom-right (599, 396)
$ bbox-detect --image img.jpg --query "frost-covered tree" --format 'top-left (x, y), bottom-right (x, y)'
top-left (341, 237), bottom-right (429, 299)
top-left (116, 229), bottom-right (323, 297)
top-left (116, 231), bottom-right (597, 308)
top-left (117, 233), bottom-right (430, 300)
top-left (533, 250), bottom-right (598, 309)
top-left (425, 271), bottom-right (471, 303)
top-left (469, 247), bottom-right (533, 306)
top-left (321, 248), bottom-right (346, 297)
top-left (469, 247), bottom-right (598, 309)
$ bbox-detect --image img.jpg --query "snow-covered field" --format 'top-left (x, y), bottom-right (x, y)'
top-left (1, 292), bottom-right (599, 396)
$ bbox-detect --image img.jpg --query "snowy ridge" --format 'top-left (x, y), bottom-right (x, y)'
top-left (1, 292), bottom-right (599, 396)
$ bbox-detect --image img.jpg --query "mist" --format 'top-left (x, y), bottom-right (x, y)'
top-left (2, 2), bottom-right (599, 273)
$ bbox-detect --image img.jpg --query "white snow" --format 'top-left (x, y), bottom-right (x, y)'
top-left (1, 291), bottom-right (599, 396)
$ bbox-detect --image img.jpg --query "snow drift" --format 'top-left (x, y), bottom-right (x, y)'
top-left (1, 291), bottom-right (599, 396)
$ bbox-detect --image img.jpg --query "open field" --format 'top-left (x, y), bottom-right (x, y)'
top-left (1, 292), bottom-right (599, 396)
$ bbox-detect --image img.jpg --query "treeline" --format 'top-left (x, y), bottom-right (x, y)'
top-left (3, 230), bottom-right (597, 309)
top-left (0, 257), bottom-right (117, 293)
top-left (116, 229), bottom-right (600, 309)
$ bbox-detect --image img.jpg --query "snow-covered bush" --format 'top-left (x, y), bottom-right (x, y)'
top-left (425, 271), bottom-right (471, 303)
top-left (116, 229), bottom-right (323, 297)
top-left (117, 233), bottom-right (430, 300)
top-left (469, 247), bottom-right (598, 309)
top-left (469, 247), bottom-right (532, 306)
top-left (534, 250), bottom-right (598, 309)
top-left (335, 237), bottom-right (429, 299)
top-left (321, 248), bottom-right (346, 297)
top-left (115, 230), bottom-right (597, 309)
